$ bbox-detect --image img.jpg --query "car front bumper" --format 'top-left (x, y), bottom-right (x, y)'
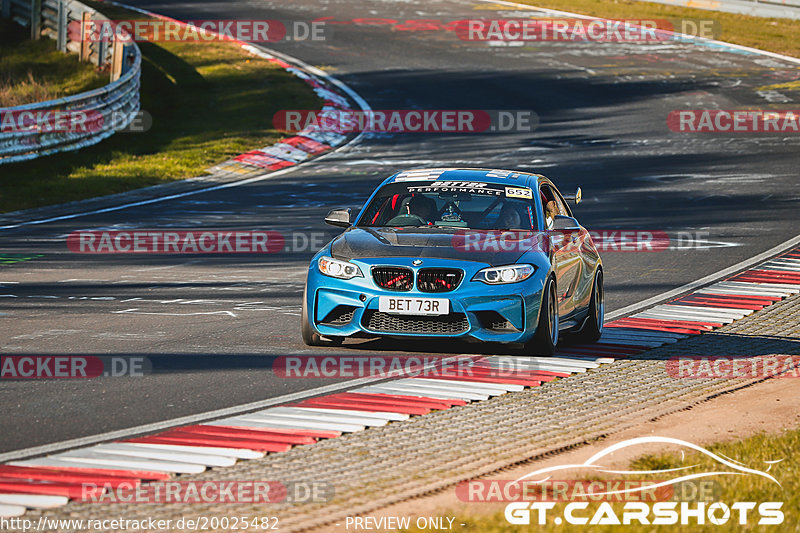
top-left (305, 256), bottom-right (547, 344)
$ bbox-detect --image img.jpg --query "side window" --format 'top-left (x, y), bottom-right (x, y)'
top-left (539, 184), bottom-right (569, 228)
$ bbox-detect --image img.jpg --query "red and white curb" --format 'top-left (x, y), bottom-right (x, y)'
top-left (1, 246), bottom-right (799, 518)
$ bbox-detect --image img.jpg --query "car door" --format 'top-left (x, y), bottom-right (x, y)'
top-left (541, 183), bottom-right (582, 318)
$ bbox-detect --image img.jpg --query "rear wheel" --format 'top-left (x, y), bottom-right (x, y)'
top-left (576, 269), bottom-right (604, 343)
top-left (527, 277), bottom-right (558, 355)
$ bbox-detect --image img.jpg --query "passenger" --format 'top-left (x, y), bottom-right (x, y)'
top-left (544, 200), bottom-right (558, 229)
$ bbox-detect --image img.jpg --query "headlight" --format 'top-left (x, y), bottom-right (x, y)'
top-left (473, 264), bottom-right (535, 284)
top-left (318, 256), bottom-right (363, 279)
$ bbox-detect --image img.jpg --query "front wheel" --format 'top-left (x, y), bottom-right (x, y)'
top-left (301, 287), bottom-right (343, 347)
top-left (526, 277), bottom-right (558, 355)
top-left (576, 269), bottom-right (604, 343)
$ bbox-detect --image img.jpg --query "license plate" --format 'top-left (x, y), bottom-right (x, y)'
top-left (379, 296), bottom-right (449, 316)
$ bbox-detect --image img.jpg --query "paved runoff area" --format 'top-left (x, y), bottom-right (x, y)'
top-left (1, 248), bottom-right (799, 531)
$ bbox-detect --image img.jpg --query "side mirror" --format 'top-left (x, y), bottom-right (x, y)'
top-left (551, 215), bottom-right (580, 231)
top-left (564, 187), bottom-right (582, 204)
top-left (325, 208), bottom-right (353, 228)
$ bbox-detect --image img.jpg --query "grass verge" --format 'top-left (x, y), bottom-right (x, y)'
top-left (0, 19), bottom-right (106, 106)
top-left (511, 0), bottom-right (800, 60)
top-left (0, 2), bottom-right (322, 213)
top-left (404, 429), bottom-right (799, 531)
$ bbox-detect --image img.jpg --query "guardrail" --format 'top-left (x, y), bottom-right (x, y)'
top-left (0, 0), bottom-right (141, 164)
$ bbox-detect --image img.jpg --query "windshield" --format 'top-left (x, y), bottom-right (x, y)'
top-left (357, 181), bottom-right (538, 230)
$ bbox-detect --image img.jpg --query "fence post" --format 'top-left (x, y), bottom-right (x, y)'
top-left (80, 11), bottom-right (91, 61)
top-left (96, 32), bottom-right (105, 67)
top-left (30, 0), bottom-right (42, 39)
top-left (111, 37), bottom-right (123, 81)
top-left (56, 0), bottom-right (67, 52)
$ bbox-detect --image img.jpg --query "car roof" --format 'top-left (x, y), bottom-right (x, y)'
top-left (384, 168), bottom-right (544, 188)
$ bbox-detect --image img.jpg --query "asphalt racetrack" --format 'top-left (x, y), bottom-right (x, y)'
top-left (1, 0), bottom-right (799, 455)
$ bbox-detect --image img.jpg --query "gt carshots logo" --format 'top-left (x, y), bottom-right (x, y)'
top-left (504, 437), bottom-right (784, 526)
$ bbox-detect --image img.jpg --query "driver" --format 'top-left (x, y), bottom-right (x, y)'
top-left (497, 204), bottom-right (521, 229)
top-left (406, 195), bottom-right (436, 223)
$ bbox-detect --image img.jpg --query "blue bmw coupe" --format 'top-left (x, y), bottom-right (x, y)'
top-left (302, 168), bottom-right (603, 355)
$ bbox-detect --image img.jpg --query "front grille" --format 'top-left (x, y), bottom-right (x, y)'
top-left (417, 268), bottom-right (463, 293)
top-left (372, 267), bottom-right (413, 291)
top-left (319, 305), bottom-right (356, 326)
top-left (362, 310), bottom-right (469, 335)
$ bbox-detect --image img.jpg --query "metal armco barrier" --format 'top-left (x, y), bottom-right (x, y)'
top-left (0, 0), bottom-right (141, 164)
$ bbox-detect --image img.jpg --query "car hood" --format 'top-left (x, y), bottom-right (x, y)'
top-left (330, 227), bottom-right (529, 266)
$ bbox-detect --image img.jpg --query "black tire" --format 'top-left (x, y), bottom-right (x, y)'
top-left (527, 277), bottom-right (558, 355)
top-left (576, 269), bottom-right (604, 343)
top-left (301, 287), bottom-right (344, 347)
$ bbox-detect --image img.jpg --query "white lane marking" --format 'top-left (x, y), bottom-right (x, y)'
top-left (596, 339), bottom-right (665, 348)
top-left (231, 415), bottom-right (365, 433)
top-left (759, 264), bottom-right (800, 272)
top-left (633, 310), bottom-right (736, 322)
top-left (120, 443), bottom-right (263, 459)
top-left (695, 287), bottom-right (786, 297)
top-left (201, 417), bottom-right (339, 432)
top-left (601, 328), bottom-right (688, 339)
top-left (353, 384), bottom-right (490, 401)
top-left (491, 361), bottom-right (584, 373)
top-left (600, 331), bottom-right (681, 342)
top-left (45, 453), bottom-right (206, 474)
top-left (255, 408), bottom-right (388, 427)
top-left (412, 377), bottom-right (524, 392)
top-left (0, 494), bottom-right (68, 509)
top-left (719, 281), bottom-right (800, 292)
top-left (9, 457), bottom-right (175, 473)
top-left (654, 303), bottom-right (749, 316)
top-left (0, 504), bottom-right (25, 518)
top-left (630, 311), bottom-right (730, 323)
top-left (84, 443), bottom-right (237, 467)
top-left (392, 378), bottom-right (506, 396)
top-left (658, 304), bottom-right (750, 317)
top-left (111, 309), bottom-right (238, 317)
top-left (284, 407), bottom-right (409, 422)
top-left (493, 356), bottom-right (600, 368)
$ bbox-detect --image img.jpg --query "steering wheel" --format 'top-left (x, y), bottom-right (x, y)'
top-left (386, 214), bottom-right (428, 226)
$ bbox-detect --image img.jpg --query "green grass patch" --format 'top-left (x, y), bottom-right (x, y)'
top-left (0, 19), bottom-right (106, 106)
top-left (0, 3), bottom-right (322, 213)
top-left (510, 0), bottom-right (800, 60)
top-left (405, 429), bottom-right (799, 532)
